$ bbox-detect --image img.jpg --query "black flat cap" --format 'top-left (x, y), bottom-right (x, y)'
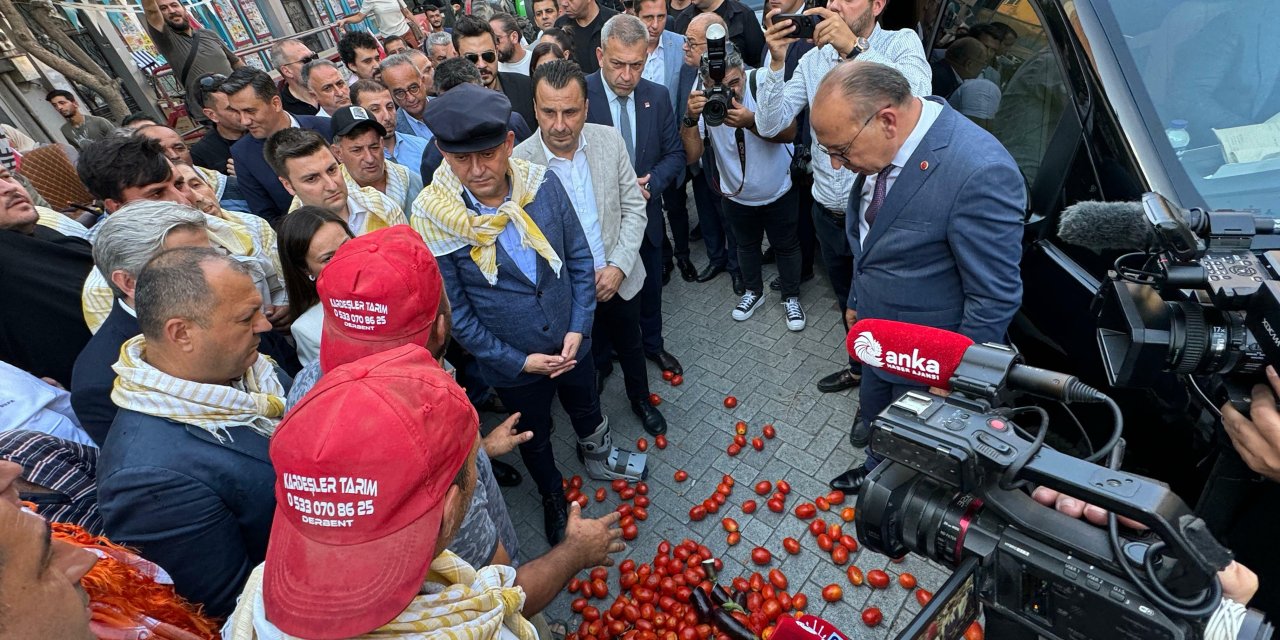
top-left (422, 83), bottom-right (512, 153)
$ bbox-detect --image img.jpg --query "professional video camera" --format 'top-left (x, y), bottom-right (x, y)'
top-left (846, 318), bottom-right (1272, 640)
top-left (700, 23), bottom-right (733, 127)
top-left (1058, 193), bottom-right (1280, 405)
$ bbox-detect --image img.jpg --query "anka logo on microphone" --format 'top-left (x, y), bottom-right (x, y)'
top-left (853, 331), bottom-right (943, 381)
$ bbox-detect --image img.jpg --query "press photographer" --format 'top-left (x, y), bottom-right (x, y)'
top-left (680, 35), bottom-right (807, 331)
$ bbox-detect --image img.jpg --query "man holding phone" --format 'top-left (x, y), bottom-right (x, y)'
top-left (753, 0), bottom-right (929, 424)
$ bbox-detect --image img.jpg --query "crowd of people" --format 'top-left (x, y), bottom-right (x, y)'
top-left (1, 0), bottom-right (1198, 636)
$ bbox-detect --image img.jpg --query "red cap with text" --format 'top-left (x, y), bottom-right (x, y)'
top-left (317, 225), bottom-right (443, 373)
top-left (263, 344), bottom-right (478, 639)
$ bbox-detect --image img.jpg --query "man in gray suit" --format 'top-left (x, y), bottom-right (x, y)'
top-left (813, 61), bottom-right (1024, 492)
top-left (514, 60), bottom-right (668, 437)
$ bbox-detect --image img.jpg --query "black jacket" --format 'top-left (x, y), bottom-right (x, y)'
top-left (673, 0), bottom-right (766, 69)
top-left (498, 71), bottom-right (537, 136)
top-left (0, 227), bottom-right (93, 386)
top-left (930, 58), bottom-right (962, 99)
top-left (70, 302), bottom-right (139, 445)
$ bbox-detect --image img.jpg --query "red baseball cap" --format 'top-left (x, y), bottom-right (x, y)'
top-left (317, 225), bottom-right (444, 373)
top-left (264, 343), bottom-right (479, 639)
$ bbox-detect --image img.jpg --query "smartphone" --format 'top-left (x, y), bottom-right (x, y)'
top-left (897, 556), bottom-right (980, 640)
top-left (778, 13), bottom-right (817, 39)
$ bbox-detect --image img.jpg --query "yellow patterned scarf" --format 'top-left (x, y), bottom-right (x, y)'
top-left (288, 185), bottom-right (408, 236)
top-left (225, 552), bottom-right (537, 640)
top-left (111, 335), bottom-right (285, 441)
top-left (411, 158), bottom-right (560, 285)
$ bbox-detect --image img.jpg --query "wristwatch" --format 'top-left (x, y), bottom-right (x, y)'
top-left (682, 115), bottom-right (699, 128)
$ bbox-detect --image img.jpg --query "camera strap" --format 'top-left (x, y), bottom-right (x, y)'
top-left (704, 126), bottom-right (748, 199)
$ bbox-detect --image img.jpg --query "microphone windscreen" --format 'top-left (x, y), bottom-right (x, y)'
top-left (772, 615), bottom-right (851, 640)
top-left (1057, 200), bottom-right (1152, 251)
top-left (847, 319), bottom-right (974, 389)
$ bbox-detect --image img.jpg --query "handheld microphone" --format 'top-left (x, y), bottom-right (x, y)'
top-left (847, 319), bottom-right (1106, 403)
top-left (1056, 200), bottom-right (1153, 251)
top-left (771, 615), bottom-right (850, 640)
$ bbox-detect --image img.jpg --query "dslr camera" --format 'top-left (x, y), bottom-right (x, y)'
top-left (700, 23), bottom-right (733, 127)
top-left (854, 338), bottom-right (1272, 639)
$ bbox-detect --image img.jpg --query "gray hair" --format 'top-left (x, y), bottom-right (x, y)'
top-left (406, 48), bottom-right (432, 73)
top-left (300, 58), bottom-right (342, 89)
top-left (269, 39), bottom-right (302, 67)
top-left (823, 61), bottom-right (913, 120)
top-left (93, 201), bottom-right (208, 300)
top-left (698, 42), bottom-right (744, 86)
top-left (135, 246), bottom-right (253, 339)
top-left (379, 52), bottom-right (420, 74)
top-left (470, 2), bottom-right (495, 21)
top-left (425, 31), bottom-right (454, 53)
top-left (601, 14), bottom-right (649, 50)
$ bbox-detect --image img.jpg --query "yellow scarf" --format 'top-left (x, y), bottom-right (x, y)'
top-left (111, 335), bottom-right (285, 441)
top-left (411, 158), bottom-right (560, 285)
top-left (225, 552), bottom-right (537, 640)
top-left (288, 185), bottom-right (407, 236)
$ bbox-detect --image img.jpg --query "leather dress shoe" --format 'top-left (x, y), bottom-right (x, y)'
top-left (830, 467), bottom-right (870, 493)
top-left (817, 368), bottom-right (861, 393)
top-left (661, 262), bottom-right (673, 285)
top-left (849, 411), bottom-right (871, 447)
top-left (696, 264), bottom-right (725, 283)
top-left (678, 258), bottom-right (698, 282)
top-left (596, 368), bottom-right (610, 394)
top-left (632, 400), bottom-right (668, 435)
top-left (646, 350), bottom-right (683, 375)
top-left (542, 493), bottom-right (569, 545)
top-left (731, 271), bottom-right (746, 296)
top-left (489, 459), bottom-right (523, 487)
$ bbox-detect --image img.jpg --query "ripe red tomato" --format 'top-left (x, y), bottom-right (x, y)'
top-left (734, 421), bottom-right (748, 435)
top-left (576, 494), bottom-right (588, 508)
top-left (689, 505), bottom-right (707, 521)
top-left (670, 374), bottom-right (683, 386)
top-left (637, 438), bottom-right (649, 452)
top-left (827, 490), bottom-right (846, 505)
top-left (867, 569), bottom-right (890, 589)
top-left (751, 547), bottom-right (772, 565)
top-left (767, 498), bottom-right (784, 513)
top-left (727, 443), bottom-right (741, 456)
top-left (861, 607), bottom-right (883, 627)
top-left (751, 437), bottom-right (764, 451)
top-left (762, 598), bottom-right (783, 621)
top-left (821, 584), bottom-right (842, 602)
top-left (623, 523), bottom-right (638, 540)
top-left (763, 424), bottom-right (777, 439)
top-left (792, 593), bottom-right (808, 610)
top-left (899, 573), bottom-right (917, 589)
top-left (611, 479), bottom-right (628, 492)
top-left (649, 393), bottom-right (662, 406)
top-left (722, 474), bottom-right (736, 487)
top-left (916, 589), bottom-right (933, 606)
top-left (733, 434), bottom-right (747, 447)
top-left (724, 396), bottom-right (738, 408)
top-left (754, 480), bottom-right (772, 495)
top-left (570, 475), bottom-right (584, 489)
top-left (722, 517), bottom-right (739, 532)
top-left (742, 499), bottom-right (758, 514)
top-left (662, 370), bottom-right (675, 381)
top-left (716, 482), bottom-right (732, 496)
top-left (794, 503), bottom-right (817, 519)
top-left (702, 498), bottom-right (719, 513)
top-left (964, 621), bottom-right (984, 640)
top-left (749, 572), bottom-right (765, 592)
top-left (674, 469), bottom-right (688, 482)
top-left (634, 506), bottom-right (649, 520)
top-left (839, 535), bottom-right (859, 552)
top-left (711, 492), bottom-right (726, 506)
top-left (768, 569), bottom-right (788, 590)
top-left (582, 605), bottom-right (600, 621)
top-left (816, 533), bottom-right (834, 552)
top-left (571, 597), bottom-right (588, 612)
top-left (776, 480), bottom-right (791, 494)
top-left (782, 537), bottom-right (801, 554)
top-left (727, 532), bottom-right (741, 546)
top-left (590, 567), bottom-right (608, 581)
top-left (832, 545), bottom-right (849, 565)
top-left (655, 434), bottom-right (668, 449)
top-left (840, 506), bottom-right (856, 522)
top-left (815, 496), bottom-right (830, 511)
top-left (808, 519), bottom-right (826, 536)
top-left (636, 482), bottom-right (649, 495)
top-left (591, 578), bottom-right (609, 598)
top-left (620, 487), bottom-right (637, 500)
top-left (847, 565), bottom-right (864, 586)
top-left (594, 488), bottom-right (606, 502)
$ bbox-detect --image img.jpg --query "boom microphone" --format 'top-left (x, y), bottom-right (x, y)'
top-left (847, 319), bottom-right (1107, 403)
top-left (1056, 200), bottom-right (1153, 251)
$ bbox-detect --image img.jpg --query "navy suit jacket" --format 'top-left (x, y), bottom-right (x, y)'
top-left (97, 409), bottom-right (275, 618)
top-left (231, 115), bottom-right (332, 223)
top-left (419, 112), bottom-right (532, 185)
top-left (845, 101), bottom-right (1024, 381)
top-left (435, 171), bottom-right (597, 388)
top-left (585, 74), bottom-right (684, 245)
top-left (69, 301), bottom-right (138, 445)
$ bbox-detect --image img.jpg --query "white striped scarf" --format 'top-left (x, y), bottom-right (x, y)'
top-left (288, 184), bottom-right (408, 236)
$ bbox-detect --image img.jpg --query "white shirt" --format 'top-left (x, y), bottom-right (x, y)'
top-left (540, 133), bottom-right (607, 269)
top-left (949, 78), bottom-right (1002, 120)
top-left (600, 74), bottom-right (638, 161)
top-left (292, 303), bottom-right (324, 366)
top-left (499, 51), bottom-right (532, 75)
top-left (345, 194), bottom-right (370, 235)
top-left (0, 361), bottom-right (95, 447)
top-left (358, 0), bottom-right (411, 38)
top-left (755, 24), bottom-right (932, 212)
top-left (643, 40), bottom-right (667, 88)
top-left (698, 77), bottom-right (793, 206)
top-left (857, 97), bottom-right (942, 246)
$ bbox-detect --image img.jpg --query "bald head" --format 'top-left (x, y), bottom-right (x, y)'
top-left (684, 13), bottom-right (727, 67)
top-left (811, 61), bottom-right (918, 175)
top-left (136, 125), bottom-right (192, 166)
top-left (687, 12), bottom-right (726, 37)
top-left (944, 37), bottom-right (990, 80)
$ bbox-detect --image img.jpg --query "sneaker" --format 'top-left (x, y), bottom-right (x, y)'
top-left (732, 290), bottom-right (765, 321)
top-left (783, 296), bottom-right (806, 331)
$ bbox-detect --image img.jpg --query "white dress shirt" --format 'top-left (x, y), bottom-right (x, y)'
top-left (755, 24), bottom-right (932, 212)
top-left (857, 98), bottom-right (942, 247)
top-left (643, 39), bottom-right (667, 88)
top-left (600, 73), bottom-right (638, 158)
top-left (540, 133), bottom-right (607, 269)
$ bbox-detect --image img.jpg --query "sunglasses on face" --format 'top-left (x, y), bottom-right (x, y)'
top-left (288, 52), bottom-right (320, 66)
top-left (464, 51), bottom-right (498, 64)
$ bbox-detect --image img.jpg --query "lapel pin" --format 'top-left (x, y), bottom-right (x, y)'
top-left (920, 160), bottom-right (929, 170)
top-left (644, 101), bottom-right (650, 108)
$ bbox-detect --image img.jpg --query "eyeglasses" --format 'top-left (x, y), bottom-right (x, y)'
top-left (463, 51), bottom-right (498, 64)
top-left (198, 73), bottom-right (227, 89)
top-left (816, 105), bottom-right (889, 164)
top-left (285, 52), bottom-right (319, 67)
top-left (682, 39), bottom-right (705, 49)
top-left (392, 83), bottom-right (424, 100)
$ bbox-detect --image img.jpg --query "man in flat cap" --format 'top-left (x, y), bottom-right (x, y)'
top-left (411, 83), bottom-right (648, 545)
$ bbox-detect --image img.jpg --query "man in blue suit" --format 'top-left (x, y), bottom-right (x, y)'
top-left (222, 68), bottom-right (332, 225)
top-left (414, 84), bottom-right (648, 545)
top-left (812, 62), bottom-right (1024, 492)
top-left (587, 14), bottom-right (687, 375)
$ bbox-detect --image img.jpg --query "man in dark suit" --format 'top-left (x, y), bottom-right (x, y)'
top-left (812, 62), bottom-right (1024, 492)
top-left (414, 85), bottom-right (648, 545)
top-left (222, 68), bottom-right (332, 224)
top-left (453, 15), bottom-right (537, 128)
top-left (97, 247), bottom-right (281, 618)
top-left (587, 14), bottom-right (687, 375)
top-left (70, 203), bottom-right (211, 445)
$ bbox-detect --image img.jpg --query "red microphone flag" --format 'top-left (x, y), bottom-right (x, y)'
top-left (846, 319), bottom-right (975, 389)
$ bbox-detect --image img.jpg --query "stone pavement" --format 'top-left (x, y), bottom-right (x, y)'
top-left (481, 237), bottom-right (954, 638)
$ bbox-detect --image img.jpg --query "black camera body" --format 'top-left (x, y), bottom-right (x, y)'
top-left (854, 342), bottom-right (1273, 639)
top-left (777, 0), bottom-right (826, 40)
top-left (700, 25), bottom-right (733, 127)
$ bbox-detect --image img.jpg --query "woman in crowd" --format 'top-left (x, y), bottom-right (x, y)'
top-left (538, 27), bottom-right (574, 60)
top-left (529, 42), bottom-right (570, 70)
top-left (277, 207), bottom-right (354, 366)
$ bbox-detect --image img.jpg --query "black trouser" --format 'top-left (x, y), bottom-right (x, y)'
top-left (813, 202), bottom-right (861, 374)
top-left (662, 169), bottom-right (691, 265)
top-left (692, 168), bottom-right (738, 272)
top-left (722, 186), bottom-right (802, 298)
top-left (493, 349), bottom-right (603, 498)
top-left (593, 293), bottom-right (649, 404)
top-left (793, 171), bottom-right (817, 277)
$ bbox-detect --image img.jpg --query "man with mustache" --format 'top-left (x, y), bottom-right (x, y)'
top-left (141, 0), bottom-right (244, 117)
